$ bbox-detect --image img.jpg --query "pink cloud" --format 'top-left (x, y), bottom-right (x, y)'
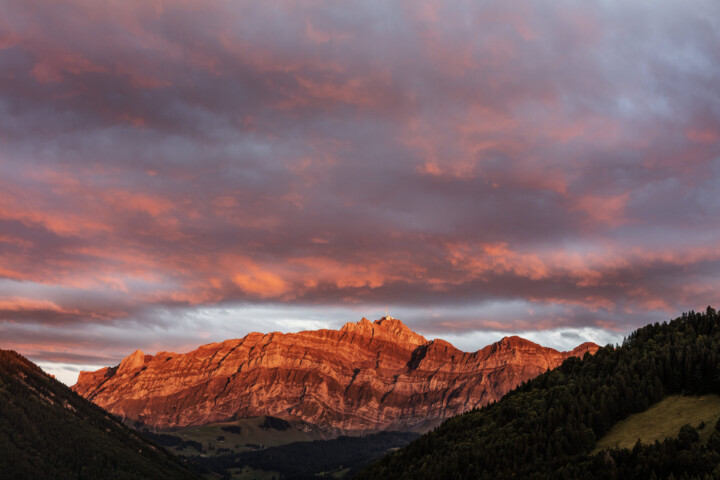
top-left (686, 127), bottom-right (719, 144)
top-left (31, 51), bottom-right (108, 83)
top-left (571, 193), bottom-right (631, 228)
top-left (1, 0), bottom-right (719, 367)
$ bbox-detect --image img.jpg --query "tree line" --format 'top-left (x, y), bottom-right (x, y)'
top-left (355, 307), bottom-right (720, 480)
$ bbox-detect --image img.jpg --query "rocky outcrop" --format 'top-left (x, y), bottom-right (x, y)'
top-left (73, 317), bottom-right (599, 431)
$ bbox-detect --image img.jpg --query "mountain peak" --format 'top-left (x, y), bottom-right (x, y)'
top-left (117, 349), bottom-right (150, 374)
top-left (496, 336), bottom-right (541, 349)
top-left (340, 317), bottom-right (374, 333)
top-left (493, 336), bottom-right (600, 356)
top-left (571, 342), bottom-right (601, 356)
top-left (374, 317), bottom-right (427, 346)
top-left (339, 317), bottom-right (427, 346)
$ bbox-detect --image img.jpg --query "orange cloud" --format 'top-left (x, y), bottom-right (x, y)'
top-left (0, 297), bottom-right (70, 313)
top-left (31, 51), bottom-right (108, 83)
top-left (291, 256), bottom-right (392, 290)
top-left (0, 192), bottom-right (112, 237)
top-left (686, 127), bottom-right (719, 144)
top-left (571, 193), bottom-right (630, 227)
top-left (445, 242), bottom-right (549, 281)
top-left (103, 190), bottom-right (174, 218)
top-left (233, 269), bottom-right (290, 299)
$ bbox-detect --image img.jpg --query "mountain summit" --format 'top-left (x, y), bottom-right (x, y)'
top-left (73, 318), bottom-right (598, 431)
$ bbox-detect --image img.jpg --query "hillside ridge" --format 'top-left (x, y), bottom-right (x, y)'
top-left (0, 348), bottom-right (199, 479)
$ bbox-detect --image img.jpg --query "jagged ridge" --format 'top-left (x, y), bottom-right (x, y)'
top-left (73, 317), bottom-right (598, 431)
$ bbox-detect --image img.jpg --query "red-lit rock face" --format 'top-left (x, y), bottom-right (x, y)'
top-left (73, 318), bottom-right (598, 431)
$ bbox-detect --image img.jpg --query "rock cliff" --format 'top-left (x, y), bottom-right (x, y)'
top-left (73, 317), bottom-right (598, 431)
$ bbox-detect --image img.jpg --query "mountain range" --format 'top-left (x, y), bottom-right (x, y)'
top-left (73, 317), bottom-right (598, 431)
top-left (7, 310), bottom-right (720, 479)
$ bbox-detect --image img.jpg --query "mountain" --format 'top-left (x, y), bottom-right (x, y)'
top-left (0, 349), bottom-right (200, 480)
top-left (356, 308), bottom-right (720, 480)
top-left (73, 317), bottom-right (598, 431)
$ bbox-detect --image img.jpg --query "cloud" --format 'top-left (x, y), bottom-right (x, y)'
top-left (1, 0), bottom-right (719, 381)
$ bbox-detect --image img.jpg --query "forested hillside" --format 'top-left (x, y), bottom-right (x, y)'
top-left (0, 349), bottom-right (200, 480)
top-left (356, 308), bottom-right (720, 480)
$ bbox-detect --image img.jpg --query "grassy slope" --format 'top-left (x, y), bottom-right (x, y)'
top-left (594, 394), bottom-right (720, 452)
top-left (159, 416), bottom-right (332, 456)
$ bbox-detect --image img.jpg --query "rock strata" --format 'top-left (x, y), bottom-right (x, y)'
top-left (73, 317), bottom-right (599, 431)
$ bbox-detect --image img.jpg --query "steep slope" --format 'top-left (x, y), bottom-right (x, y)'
top-left (356, 308), bottom-right (720, 480)
top-left (73, 317), bottom-right (598, 431)
top-left (0, 349), bottom-right (200, 480)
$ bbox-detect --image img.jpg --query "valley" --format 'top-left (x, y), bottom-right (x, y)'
top-left (145, 416), bottom-right (331, 457)
top-left (140, 416), bottom-right (418, 479)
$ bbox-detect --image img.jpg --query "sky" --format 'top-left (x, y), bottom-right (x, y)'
top-left (1, 0), bottom-right (719, 385)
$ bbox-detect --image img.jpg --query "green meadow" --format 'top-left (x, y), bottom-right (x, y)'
top-left (594, 394), bottom-right (720, 452)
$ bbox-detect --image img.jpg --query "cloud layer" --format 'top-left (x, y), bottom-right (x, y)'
top-left (1, 0), bottom-right (719, 382)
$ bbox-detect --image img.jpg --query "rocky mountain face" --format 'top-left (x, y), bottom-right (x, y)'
top-left (73, 317), bottom-right (598, 431)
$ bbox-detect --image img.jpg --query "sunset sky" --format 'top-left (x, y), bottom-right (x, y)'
top-left (1, 0), bottom-right (719, 385)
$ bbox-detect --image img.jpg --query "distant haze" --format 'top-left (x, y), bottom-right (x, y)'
top-left (0, 0), bottom-right (718, 381)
